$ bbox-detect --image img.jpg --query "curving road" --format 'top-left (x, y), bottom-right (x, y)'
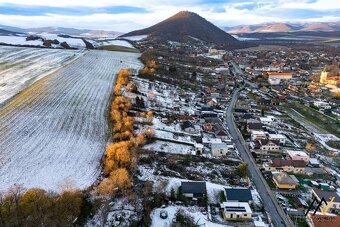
top-left (225, 89), bottom-right (293, 227)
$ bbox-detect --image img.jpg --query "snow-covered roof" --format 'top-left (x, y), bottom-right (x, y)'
top-left (194, 143), bottom-right (204, 148)
top-left (202, 137), bottom-right (222, 144)
top-left (251, 130), bottom-right (267, 135)
top-left (259, 116), bottom-right (274, 122)
top-left (211, 143), bottom-right (228, 149)
top-left (268, 134), bottom-right (286, 139)
top-left (287, 150), bottom-right (309, 158)
top-left (309, 158), bottom-right (320, 165)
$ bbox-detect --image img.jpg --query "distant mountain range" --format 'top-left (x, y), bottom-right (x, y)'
top-left (0, 25), bottom-right (122, 38)
top-left (225, 21), bottom-right (340, 34)
top-left (122, 11), bottom-right (238, 45)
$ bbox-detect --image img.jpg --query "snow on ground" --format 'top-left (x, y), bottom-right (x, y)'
top-left (123, 35), bottom-right (148, 41)
top-left (206, 182), bottom-right (230, 204)
top-left (85, 198), bottom-right (137, 227)
top-left (0, 50), bottom-right (143, 191)
top-left (0, 46), bottom-right (83, 105)
top-left (251, 189), bottom-right (262, 206)
top-left (153, 118), bottom-right (180, 132)
top-left (143, 141), bottom-right (195, 155)
top-left (165, 178), bottom-right (183, 193)
top-left (314, 133), bottom-right (339, 152)
top-left (138, 166), bottom-right (157, 181)
top-left (206, 54), bottom-right (224, 60)
top-left (138, 171), bottom-right (232, 203)
top-left (152, 117), bottom-right (199, 136)
top-left (0, 35), bottom-right (43, 46)
top-left (39, 33), bottom-right (86, 48)
top-left (0, 34), bottom-right (86, 48)
top-left (269, 110), bottom-right (283, 116)
top-left (154, 130), bottom-right (194, 144)
top-left (315, 133), bottom-right (339, 142)
top-left (101, 40), bottom-right (134, 48)
top-left (151, 205), bottom-right (230, 227)
top-left (89, 39), bottom-right (135, 48)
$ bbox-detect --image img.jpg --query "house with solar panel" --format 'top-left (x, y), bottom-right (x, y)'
top-left (220, 201), bottom-right (252, 220)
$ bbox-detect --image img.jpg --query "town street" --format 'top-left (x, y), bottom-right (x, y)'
top-left (225, 89), bottom-right (293, 227)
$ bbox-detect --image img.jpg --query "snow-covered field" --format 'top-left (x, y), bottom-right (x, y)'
top-left (91, 39), bottom-right (135, 48)
top-left (0, 34), bottom-right (86, 48)
top-left (0, 35), bottom-right (43, 46)
top-left (39, 33), bottom-right (86, 48)
top-left (123, 35), bottom-right (148, 41)
top-left (0, 46), bottom-right (83, 105)
top-left (0, 49), bottom-right (143, 191)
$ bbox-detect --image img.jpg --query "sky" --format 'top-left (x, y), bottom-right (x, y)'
top-left (0, 0), bottom-right (339, 32)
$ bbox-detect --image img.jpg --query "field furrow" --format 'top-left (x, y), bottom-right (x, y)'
top-left (0, 48), bottom-right (142, 191)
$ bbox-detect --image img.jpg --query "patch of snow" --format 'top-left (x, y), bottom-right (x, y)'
top-left (150, 205), bottom-right (231, 227)
top-left (39, 33), bottom-right (85, 48)
top-left (251, 189), bottom-right (262, 206)
top-left (123, 35), bottom-right (148, 41)
top-left (106, 40), bottom-right (134, 48)
top-left (90, 39), bottom-right (135, 48)
top-left (143, 141), bottom-right (195, 155)
top-left (0, 46), bottom-right (83, 105)
top-left (0, 35), bottom-right (43, 46)
top-left (206, 182), bottom-right (230, 204)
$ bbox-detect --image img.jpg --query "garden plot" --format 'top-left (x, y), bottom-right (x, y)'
top-left (0, 46), bottom-right (83, 105)
top-left (150, 205), bottom-right (229, 227)
top-left (143, 140), bottom-right (195, 155)
top-left (0, 49), bottom-right (143, 191)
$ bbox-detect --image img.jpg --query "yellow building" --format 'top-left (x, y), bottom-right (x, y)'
top-left (320, 67), bottom-right (328, 84)
top-left (272, 172), bottom-right (298, 190)
top-left (320, 67), bottom-right (340, 86)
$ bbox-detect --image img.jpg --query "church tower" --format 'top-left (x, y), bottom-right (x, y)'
top-left (320, 67), bottom-right (328, 84)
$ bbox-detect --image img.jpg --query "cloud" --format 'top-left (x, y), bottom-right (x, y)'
top-left (0, 0), bottom-right (339, 32)
top-left (0, 4), bottom-right (149, 16)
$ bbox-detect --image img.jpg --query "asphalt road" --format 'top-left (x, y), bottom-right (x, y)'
top-left (229, 61), bottom-right (258, 88)
top-left (225, 89), bottom-right (293, 227)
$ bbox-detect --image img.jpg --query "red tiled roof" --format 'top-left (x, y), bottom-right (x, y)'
top-left (272, 159), bottom-right (306, 168)
top-left (309, 214), bottom-right (340, 227)
top-left (259, 139), bottom-right (280, 146)
top-left (267, 72), bottom-right (293, 76)
top-left (216, 130), bottom-right (228, 136)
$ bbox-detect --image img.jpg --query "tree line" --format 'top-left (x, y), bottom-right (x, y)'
top-left (0, 184), bottom-right (84, 227)
top-left (97, 69), bottom-right (154, 197)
